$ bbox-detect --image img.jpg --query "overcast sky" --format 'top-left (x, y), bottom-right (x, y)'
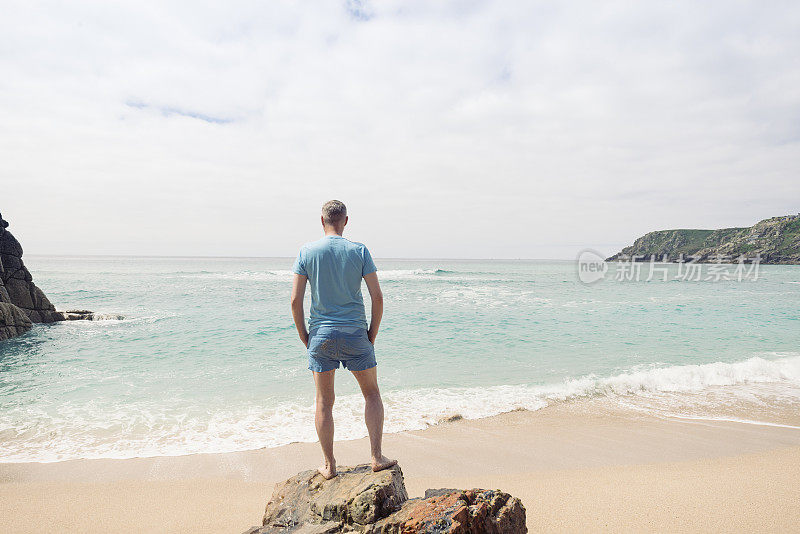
top-left (1, 1), bottom-right (798, 259)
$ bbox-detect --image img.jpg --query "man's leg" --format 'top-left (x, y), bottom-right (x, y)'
top-left (313, 369), bottom-right (337, 479)
top-left (350, 367), bottom-right (397, 472)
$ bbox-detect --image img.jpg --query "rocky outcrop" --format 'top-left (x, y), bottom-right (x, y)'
top-left (0, 302), bottom-right (32, 341)
top-left (0, 214), bottom-right (34, 341)
top-left (0, 212), bottom-right (97, 341)
top-left (607, 214), bottom-right (800, 264)
top-left (0, 212), bottom-right (63, 323)
top-left (61, 309), bottom-right (97, 320)
top-left (245, 464), bottom-right (526, 534)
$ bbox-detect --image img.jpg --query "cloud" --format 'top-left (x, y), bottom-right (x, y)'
top-left (125, 100), bottom-right (237, 123)
top-left (1, 1), bottom-right (799, 258)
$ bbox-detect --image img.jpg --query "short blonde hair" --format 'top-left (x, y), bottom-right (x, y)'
top-left (322, 200), bottom-right (347, 226)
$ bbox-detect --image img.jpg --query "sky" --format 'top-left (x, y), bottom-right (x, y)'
top-left (1, 0), bottom-right (799, 259)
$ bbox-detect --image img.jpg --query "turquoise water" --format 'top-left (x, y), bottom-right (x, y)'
top-left (1, 256), bottom-right (799, 462)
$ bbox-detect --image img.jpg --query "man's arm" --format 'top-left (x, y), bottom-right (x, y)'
top-left (363, 271), bottom-right (383, 344)
top-left (290, 273), bottom-right (309, 347)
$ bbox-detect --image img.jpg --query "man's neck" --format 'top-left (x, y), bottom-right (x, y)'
top-left (324, 229), bottom-right (344, 237)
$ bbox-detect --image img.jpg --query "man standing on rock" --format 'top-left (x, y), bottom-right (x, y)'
top-left (290, 200), bottom-right (397, 479)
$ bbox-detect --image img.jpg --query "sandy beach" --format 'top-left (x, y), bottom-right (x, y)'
top-left (2, 400), bottom-right (799, 533)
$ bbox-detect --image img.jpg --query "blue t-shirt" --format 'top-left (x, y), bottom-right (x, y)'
top-left (292, 236), bottom-right (378, 330)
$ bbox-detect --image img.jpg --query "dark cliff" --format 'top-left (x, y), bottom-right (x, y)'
top-left (0, 212), bottom-right (93, 341)
top-left (0, 212), bottom-right (64, 324)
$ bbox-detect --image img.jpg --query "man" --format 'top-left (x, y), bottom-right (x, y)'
top-left (290, 200), bottom-right (396, 479)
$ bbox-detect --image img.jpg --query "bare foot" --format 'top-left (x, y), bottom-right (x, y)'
top-left (317, 462), bottom-right (337, 480)
top-left (371, 455), bottom-right (397, 472)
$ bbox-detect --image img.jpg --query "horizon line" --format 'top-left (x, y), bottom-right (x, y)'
top-left (26, 253), bottom-right (579, 261)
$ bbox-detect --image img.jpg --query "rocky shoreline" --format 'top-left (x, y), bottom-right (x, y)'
top-left (0, 212), bottom-right (96, 341)
top-left (606, 214), bottom-right (800, 264)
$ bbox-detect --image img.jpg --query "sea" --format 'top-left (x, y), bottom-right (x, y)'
top-left (1, 255), bottom-right (799, 463)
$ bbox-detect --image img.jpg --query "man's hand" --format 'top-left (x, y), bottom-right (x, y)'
top-left (367, 328), bottom-right (377, 345)
top-left (301, 330), bottom-right (309, 348)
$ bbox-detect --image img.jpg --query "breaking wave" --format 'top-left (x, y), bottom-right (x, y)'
top-left (178, 268), bottom-right (458, 282)
top-left (2, 354), bottom-right (798, 463)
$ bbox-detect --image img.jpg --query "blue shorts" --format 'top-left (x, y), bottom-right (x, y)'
top-left (307, 326), bottom-right (376, 372)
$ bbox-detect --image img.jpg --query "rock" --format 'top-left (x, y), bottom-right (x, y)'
top-left (367, 488), bottom-right (527, 533)
top-left (0, 212), bottom-right (96, 339)
top-left (256, 464), bottom-right (407, 533)
top-left (62, 309), bottom-right (95, 321)
top-left (3, 277), bottom-right (34, 308)
top-left (246, 464), bottom-right (526, 534)
top-left (0, 225), bottom-right (23, 257)
top-left (58, 310), bottom-right (125, 321)
top-left (0, 211), bottom-right (61, 323)
top-left (0, 302), bottom-right (32, 341)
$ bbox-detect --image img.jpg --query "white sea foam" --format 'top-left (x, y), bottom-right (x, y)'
top-left (1, 355), bottom-right (798, 463)
top-left (378, 268), bottom-right (451, 279)
top-left (90, 313), bottom-right (126, 321)
top-left (54, 312), bottom-right (176, 327)
top-left (179, 268), bottom-right (493, 283)
top-left (181, 270), bottom-right (295, 281)
top-left (429, 286), bottom-right (548, 307)
top-left (559, 355), bottom-right (800, 396)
